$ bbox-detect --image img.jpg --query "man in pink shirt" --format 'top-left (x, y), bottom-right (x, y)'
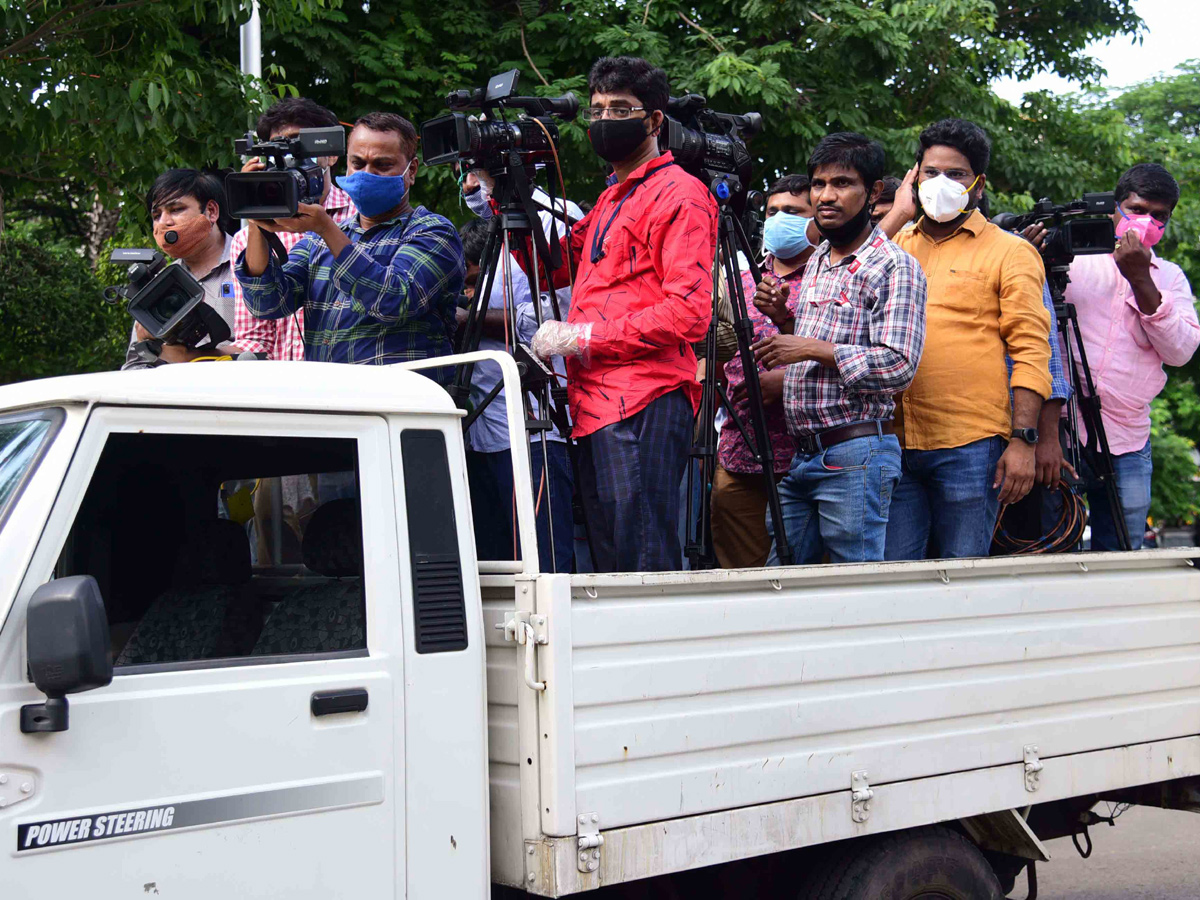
top-left (229, 98), bottom-right (356, 360)
top-left (1062, 163), bottom-right (1199, 549)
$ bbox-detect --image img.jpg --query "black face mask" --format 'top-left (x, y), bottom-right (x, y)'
top-left (815, 196), bottom-right (872, 247)
top-left (589, 117), bottom-right (651, 164)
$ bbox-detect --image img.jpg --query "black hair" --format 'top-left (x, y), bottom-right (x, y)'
top-left (767, 174), bottom-right (811, 198)
top-left (807, 133), bottom-right (886, 188)
top-left (255, 97), bottom-right (340, 141)
top-left (916, 118), bottom-right (991, 175)
top-left (587, 56), bottom-right (669, 112)
top-left (145, 168), bottom-right (234, 235)
top-left (1115, 162), bottom-right (1180, 209)
top-left (459, 218), bottom-right (489, 266)
top-left (877, 175), bottom-right (903, 204)
top-left (352, 111), bottom-right (419, 161)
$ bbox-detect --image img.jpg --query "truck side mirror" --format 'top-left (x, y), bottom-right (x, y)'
top-left (20, 576), bottom-right (113, 734)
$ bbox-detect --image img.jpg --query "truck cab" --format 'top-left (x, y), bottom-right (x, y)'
top-left (0, 361), bottom-right (492, 897)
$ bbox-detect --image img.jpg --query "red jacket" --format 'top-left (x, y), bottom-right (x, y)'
top-left (540, 153), bottom-right (717, 437)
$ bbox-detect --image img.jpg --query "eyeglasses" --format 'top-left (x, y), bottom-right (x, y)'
top-left (579, 106), bottom-right (649, 122)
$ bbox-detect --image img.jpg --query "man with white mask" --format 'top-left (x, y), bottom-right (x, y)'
top-left (886, 118), bottom-right (1051, 560)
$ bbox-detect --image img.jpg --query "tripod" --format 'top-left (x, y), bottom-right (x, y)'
top-left (1048, 264), bottom-right (1132, 551)
top-left (684, 175), bottom-right (793, 568)
top-left (451, 152), bottom-right (590, 571)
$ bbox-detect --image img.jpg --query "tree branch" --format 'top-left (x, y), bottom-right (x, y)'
top-left (518, 15), bottom-right (550, 87)
top-left (2, 0), bottom-right (150, 59)
top-left (678, 11), bottom-right (726, 53)
top-left (642, 0), bottom-right (653, 25)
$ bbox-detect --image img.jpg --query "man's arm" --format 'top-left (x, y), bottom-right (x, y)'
top-left (235, 230), bottom-right (316, 321)
top-left (585, 194), bottom-right (717, 362)
top-left (225, 228), bottom-right (277, 357)
top-left (1121, 249), bottom-right (1200, 367)
top-left (323, 215), bottom-right (465, 323)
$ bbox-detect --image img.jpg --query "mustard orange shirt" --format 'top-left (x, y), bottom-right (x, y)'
top-left (893, 210), bottom-right (1051, 450)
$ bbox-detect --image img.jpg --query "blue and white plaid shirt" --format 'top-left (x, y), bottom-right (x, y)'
top-left (1006, 282), bottom-right (1071, 402)
top-left (236, 205), bottom-right (465, 380)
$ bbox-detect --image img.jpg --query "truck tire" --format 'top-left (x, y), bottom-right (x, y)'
top-left (797, 825), bottom-right (1003, 900)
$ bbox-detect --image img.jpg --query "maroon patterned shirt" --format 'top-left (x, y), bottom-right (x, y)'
top-left (717, 258), bottom-right (804, 474)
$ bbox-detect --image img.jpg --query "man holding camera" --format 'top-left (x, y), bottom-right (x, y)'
top-left (121, 169), bottom-right (238, 369)
top-left (236, 112), bottom-right (464, 375)
top-left (1037, 163), bottom-right (1199, 549)
top-left (885, 118), bottom-right (1051, 561)
top-left (523, 56), bottom-right (718, 572)
top-left (228, 98), bottom-right (356, 360)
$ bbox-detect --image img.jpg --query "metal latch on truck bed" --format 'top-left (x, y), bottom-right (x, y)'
top-left (1024, 744), bottom-right (1043, 792)
top-left (577, 812), bottom-right (603, 873)
top-left (851, 770), bottom-right (873, 823)
top-left (499, 611), bottom-right (549, 692)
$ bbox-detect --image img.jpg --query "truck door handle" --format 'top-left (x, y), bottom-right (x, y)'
top-left (311, 688), bottom-right (369, 717)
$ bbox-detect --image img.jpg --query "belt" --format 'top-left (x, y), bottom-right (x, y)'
top-left (795, 420), bottom-right (894, 456)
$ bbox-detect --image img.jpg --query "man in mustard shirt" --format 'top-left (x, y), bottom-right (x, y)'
top-left (886, 119), bottom-right (1051, 559)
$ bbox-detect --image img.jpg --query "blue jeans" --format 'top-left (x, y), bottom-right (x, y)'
top-left (1085, 439), bottom-right (1153, 551)
top-left (766, 432), bottom-right (902, 565)
top-left (466, 442), bottom-right (575, 572)
top-left (885, 436), bottom-right (1006, 560)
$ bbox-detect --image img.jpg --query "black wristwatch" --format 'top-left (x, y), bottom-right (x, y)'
top-left (1012, 427), bottom-right (1039, 445)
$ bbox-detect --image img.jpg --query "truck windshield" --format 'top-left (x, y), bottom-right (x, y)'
top-left (0, 412), bottom-right (60, 526)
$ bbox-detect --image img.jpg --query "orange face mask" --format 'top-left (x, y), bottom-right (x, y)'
top-left (154, 211), bottom-right (214, 259)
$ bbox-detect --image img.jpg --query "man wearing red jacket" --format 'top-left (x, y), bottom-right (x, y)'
top-left (529, 56), bottom-right (717, 572)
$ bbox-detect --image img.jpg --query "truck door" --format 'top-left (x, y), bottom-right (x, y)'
top-left (0, 407), bottom-right (405, 898)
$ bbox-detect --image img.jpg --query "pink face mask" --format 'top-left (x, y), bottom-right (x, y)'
top-left (1116, 207), bottom-right (1167, 248)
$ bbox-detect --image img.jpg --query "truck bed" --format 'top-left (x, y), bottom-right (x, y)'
top-left (483, 549), bottom-right (1200, 895)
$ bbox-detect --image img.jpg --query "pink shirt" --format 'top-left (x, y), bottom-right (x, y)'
top-left (1064, 251), bottom-right (1199, 454)
top-left (228, 185), bottom-right (356, 360)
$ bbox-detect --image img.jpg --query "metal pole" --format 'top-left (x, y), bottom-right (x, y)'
top-left (239, 0), bottom-right (262, 79)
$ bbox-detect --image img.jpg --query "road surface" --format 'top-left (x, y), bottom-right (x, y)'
top-left (1022, 805), bottom-right (1200, 899)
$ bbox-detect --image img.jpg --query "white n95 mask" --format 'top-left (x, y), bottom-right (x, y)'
top-left (918, 173), bottom-right (980, 223)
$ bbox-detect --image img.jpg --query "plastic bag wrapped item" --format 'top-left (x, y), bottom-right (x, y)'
top-left (531, 320), bottom-right (593, 367)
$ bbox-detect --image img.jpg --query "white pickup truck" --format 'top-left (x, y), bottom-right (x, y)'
top-left (1, 353), bottom-right (1198, 899)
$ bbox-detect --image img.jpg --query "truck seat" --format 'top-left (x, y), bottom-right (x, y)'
top-left (115, 518), bottom-right (256, 666)
top-left (251, 499), bottom-right (365, 655)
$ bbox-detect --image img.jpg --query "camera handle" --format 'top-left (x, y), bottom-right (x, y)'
top-left (684, 175), bottom-right (794, 569)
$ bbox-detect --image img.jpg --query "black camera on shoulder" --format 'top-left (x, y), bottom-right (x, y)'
top-left (225, 126), bottom-right (346, 220)
top-left (421, 69), bottom-right (578, 171)
top-left (661, 94), bottom-right (761, 211)
top-left (992, 193), bottom-right (1116, 270)
top-left (103, 249), bottom-right (230, 362)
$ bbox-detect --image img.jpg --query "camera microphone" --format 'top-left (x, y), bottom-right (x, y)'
top-left (164, 230), bottom-right (179, 245)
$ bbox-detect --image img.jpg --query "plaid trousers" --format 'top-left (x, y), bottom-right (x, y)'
top-left (576, 389), bottom-right (692, 572)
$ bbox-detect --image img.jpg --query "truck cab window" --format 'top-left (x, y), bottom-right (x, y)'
top-left (54, 432), bottom-right (367, 670)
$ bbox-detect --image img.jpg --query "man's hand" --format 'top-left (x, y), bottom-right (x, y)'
top-left (1034, 430), bottom-right (1078, 489)
top-left (1114, 229), bottom-right (1154, 284)
top-left (1022, 222), bottom-right (1047, 252)
top-left (753, 333), bottom-right (812, 369)
top-left (255, 202), bottom-right (333, 236)
top-left (753, 275), bottom-right (792, 329)
top-left (240, 156), bottom-right (267, 174)
top-left (994, 440), bottom-right (1036, 504)
top-left (731, 368), bottom-right (786, 407)
top-left (156, 342), bottom-right (207, 363)
top-left (464, 169), bottom-right (496, 196)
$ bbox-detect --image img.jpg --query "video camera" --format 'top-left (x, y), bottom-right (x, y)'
top-left (225, 126), bottom-right (347, 219)
top-left (661, 94), bottom-right (761, 207)
top-left (421, 69), bottom-right (578, 171)
top-left (102, 249), bottom-right (231, 353)
top-left (992, 193), bottom-right (1116, 269)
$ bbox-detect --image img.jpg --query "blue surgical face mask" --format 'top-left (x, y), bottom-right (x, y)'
top-left (762, 211), bottom-right (813, 260)
top-left (336, 162), bottom-right (413, 217)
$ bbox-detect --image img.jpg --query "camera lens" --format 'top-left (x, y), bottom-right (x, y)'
top-left (261, 182), bottom-right (283, 205)
top-left (153, 287), bottom-right (191, 323)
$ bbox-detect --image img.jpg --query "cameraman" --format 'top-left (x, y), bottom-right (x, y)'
top-left (1036, 163), bottom-right (1199, 549)
top-left (519, 56), bottom-right (718, 572)
top-left (237, 112), bottom-right (464, 375)
top-left (121, 169), bottom-right (237, 369)
top-left (229, 98), bottom-right (356, 360)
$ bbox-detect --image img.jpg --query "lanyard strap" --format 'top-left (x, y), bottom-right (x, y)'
top-left (589, 161), bottom-right (675, 264)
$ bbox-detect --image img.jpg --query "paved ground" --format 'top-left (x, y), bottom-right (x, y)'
top-left (1020, 806), bottom-right (1200, 899)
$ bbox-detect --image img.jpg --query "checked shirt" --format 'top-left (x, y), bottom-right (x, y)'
top-left (229, 185), bottom-right (356, 360)
top-left (783, 227), bottom-right (928, 437)
top-left (235, 205), bottom-right (464, 378)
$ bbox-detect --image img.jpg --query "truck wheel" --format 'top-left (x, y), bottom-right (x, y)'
top-left (798, 826), bottom-right (1003, 900)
